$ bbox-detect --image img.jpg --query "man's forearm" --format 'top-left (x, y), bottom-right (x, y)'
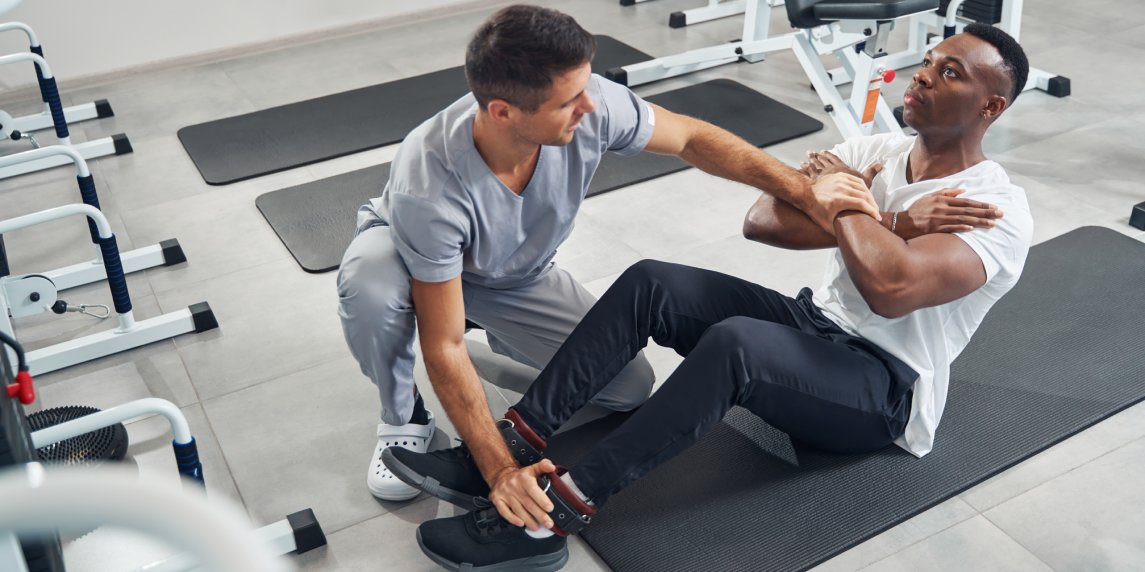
top-left (677, 120), bottom-right (812, 208)
top-left (833, 212), bottom-right (913, 317)
top-left (744, 193), bottom-right (904, 250)
top-left (423, 344), bottom-right (515, 483)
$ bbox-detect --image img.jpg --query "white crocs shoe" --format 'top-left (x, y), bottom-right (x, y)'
top-left (368, 411), bottom-right (436, 501)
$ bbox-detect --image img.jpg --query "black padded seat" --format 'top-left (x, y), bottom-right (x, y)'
top-left (786, 0), bottom-right (939, 29)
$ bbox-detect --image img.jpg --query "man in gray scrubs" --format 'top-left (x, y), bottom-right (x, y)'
top-left (337, 4), bottom-right (877, 500)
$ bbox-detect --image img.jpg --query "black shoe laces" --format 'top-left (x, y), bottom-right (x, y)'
top-left (473, 506), bottom-right (512, 537)
top-left (446, 439), bottom-right (473, 460)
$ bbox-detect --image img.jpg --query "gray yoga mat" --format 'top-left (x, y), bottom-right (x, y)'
top-left (256, 79), bottom-right (822, 273)
top-left (543, 226), bottom-right (1145, 572)
top-left (178, 36), bottom-right (652, 185)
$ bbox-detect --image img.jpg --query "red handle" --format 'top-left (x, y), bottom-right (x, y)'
top-left (6, 370), bottom-right (35, 405)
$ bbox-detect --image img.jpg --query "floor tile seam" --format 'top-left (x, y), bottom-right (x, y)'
top-left (1033, 21), bottom-right (1145, 55)
top-left (965, 414), bottom-right (1145, 513)
top-left (196, 353), bottom-right (347, 406)
top-left (169, 332), bottom-right (205, 407)
top-left (182, 400), bottom-right (253, 513)
top-left (976, 511), bottom-right (1065, 572)
top-left (150, 256), bottom-right (294, 302)
top-left (317, 493), bottom-right (441, 539)
top-left (217, 64), bottom-right (273, 112)
top-left (977, 432), bottom-right (1145, 519)
top-left (850, 505), bottom-right (981, 571)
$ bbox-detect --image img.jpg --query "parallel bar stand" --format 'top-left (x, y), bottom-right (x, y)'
top-left (0, 147), bottom-right (217, 375)
top-left (0, 26), bottom-right (132, 180)
top-left (0, 145), bottom-right (186, 293)
top-left (0, 23), bottom-right (118, 133)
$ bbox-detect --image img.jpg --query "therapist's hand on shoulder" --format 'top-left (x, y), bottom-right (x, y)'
top-left (897, 189), bottom-right (1004, 240)
top-left (488, 459), bottom-right (558, 531)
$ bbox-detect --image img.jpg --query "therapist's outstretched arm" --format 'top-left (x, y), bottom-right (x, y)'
top-left (642, 103), bottom-right (879, 227)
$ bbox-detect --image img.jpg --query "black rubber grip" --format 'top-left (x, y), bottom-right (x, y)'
top-left (98, 235), bottom-right (132, 315)
top-left (77, 175), bottom-right (103, 244)
top-left (172, 438), bottom-right (205, 486)
top-left (42, 76), bottom-right (69, 140)
top-left (30, 44), bottom-right (49, 103)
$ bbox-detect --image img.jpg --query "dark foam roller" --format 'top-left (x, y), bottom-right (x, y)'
top-left (257, 80), bottom-right (822, 273)
top-left (543, 226), bottom-right (1145, 572)
top-left (179, 36), bottom-right (652, 185)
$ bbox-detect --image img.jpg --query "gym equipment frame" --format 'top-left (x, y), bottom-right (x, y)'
top-left (0, 22), bottom-right (116, 133)
top-left (0, 27), bottom-right (131, 180)
top-left (608, 0), bottom-right (941, 139)
top-left (0, 198), bottom-right (216, 375)
top-left (822, 0), bottom-right (1069, 97)
top-left (0, 146), bottom-right (187, 292)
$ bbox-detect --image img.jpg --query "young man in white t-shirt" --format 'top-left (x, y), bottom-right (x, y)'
top-left (387, 22), bottom-right (1033, 572)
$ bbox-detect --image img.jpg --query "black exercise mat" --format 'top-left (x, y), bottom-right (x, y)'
top-left (179, 36), bottom-right (652, 185)
top-left (543, 226), bottom-right (1145, 572)
top-left (257, 79), bottom-right (822, 273)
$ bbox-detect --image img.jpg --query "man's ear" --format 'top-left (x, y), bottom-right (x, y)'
top-left (982, 94), bottom-right (1007, 119)
top-left (486, 99), bottom-right (513, 123)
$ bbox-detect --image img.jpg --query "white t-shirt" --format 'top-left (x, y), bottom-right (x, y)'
top-left (812, 133), bottom-right (1034, 457)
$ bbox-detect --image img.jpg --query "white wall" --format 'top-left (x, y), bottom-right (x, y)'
top-left (0, 0), bottom-right (483, 90)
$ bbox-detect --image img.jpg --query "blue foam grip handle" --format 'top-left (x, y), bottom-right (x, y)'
top-left (77, 175), bottom-right (103, 243)
top-left (944, 25), bottom-right (956, 38)
top-left (172, 438), bottom-right (205, 486)
top-left (42, 76), bottom-right (69, 139)
top-left (97, 235), bottom-right (132, 315)
top-left (30, 45), bottom-right (49, 102)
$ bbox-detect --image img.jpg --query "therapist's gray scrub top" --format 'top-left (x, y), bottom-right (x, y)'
top-left (360, 74), bottom-right (657, 289)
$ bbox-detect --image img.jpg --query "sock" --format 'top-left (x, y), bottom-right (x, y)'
top-left (524, 472), bottom-right (593, 540)
top-left (560, 471), bottom-right (594, 507)
top-left (525, 526), bottom-right (555, 539)
top-left (407, 389), bottom-right (430, 426)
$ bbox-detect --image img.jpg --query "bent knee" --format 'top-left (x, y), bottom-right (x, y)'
top-left (619, 259), bottom-right (676, 284)
top-left (338, 246), bottom-right (412, 316)
top-left (704, 316), bottom-right (764, 346)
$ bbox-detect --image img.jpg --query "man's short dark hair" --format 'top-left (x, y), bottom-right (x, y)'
top-left (465, 5), bottom-right (596, 112)
top-left (963, 23), bottom-right (1029, 104)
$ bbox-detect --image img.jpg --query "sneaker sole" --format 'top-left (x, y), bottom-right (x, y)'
top-left (382, 447), bottom-right (488, 510)
top-left (416, 527), bottom-right (569, 572)
top-left (366, 478), bottom-right (421, 502)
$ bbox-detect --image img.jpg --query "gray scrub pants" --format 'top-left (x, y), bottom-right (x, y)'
top-left (337, 224), bottom-right (656, 426)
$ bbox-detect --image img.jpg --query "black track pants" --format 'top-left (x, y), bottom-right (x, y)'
top-left (512, 260), bottom-right (917, 505)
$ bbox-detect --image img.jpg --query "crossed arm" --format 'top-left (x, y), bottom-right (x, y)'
top-left (742, 151), bottom-right (997, 318)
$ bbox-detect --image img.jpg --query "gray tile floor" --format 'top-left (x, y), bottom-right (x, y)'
top-left (2, 0), bottom-right (1144, 570)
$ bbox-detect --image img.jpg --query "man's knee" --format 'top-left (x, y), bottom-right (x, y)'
top-left (705, 316), bottom-right (760, 344)
top-left (618, 259), bottom-right (677, 289)
top-left (338, 234), bottom-right (412, 317)
top-left (699, 317), bottom-right (772, 376)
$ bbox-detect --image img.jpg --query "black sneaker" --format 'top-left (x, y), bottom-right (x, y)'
top-left (383, 415), bottom-right (546, 510)
top-left (383, 442), bottom-right (489, 509)
top-left (417, 507), bottom-right (568, 572)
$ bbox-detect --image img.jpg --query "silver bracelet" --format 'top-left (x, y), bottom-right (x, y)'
top-left (891, 211), bottom-right (899, 233)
